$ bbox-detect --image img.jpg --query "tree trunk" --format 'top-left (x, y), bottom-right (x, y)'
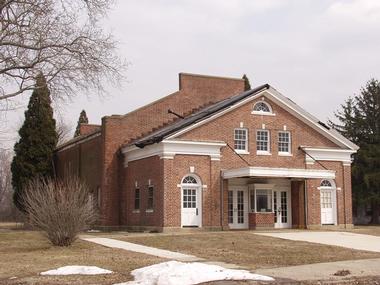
top-left (370, 202), bottom-right (380, 224)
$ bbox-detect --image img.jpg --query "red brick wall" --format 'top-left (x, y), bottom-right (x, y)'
top-left (100, 74), bottom-right (244, 226)
top-left (54, 135), bottom-right (102, 194)
top-left (305, 161), bottom-right (353, 227)
top-left (175, 96), bottom-right (351, 229)
top-left (121, 156), bottom-right (164, 228)
top-left (249, 213), bottom-right (274, 229)
top-left (79, 124), bottom-right (101, 136)
top-left (291, 180), bottom-right (306, 228)
top-left (162, 155), bottom-right (215, 227)
top-left (178, 97), bottom-right (339, 170)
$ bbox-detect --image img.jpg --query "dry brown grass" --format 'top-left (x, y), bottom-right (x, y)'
top-left (118, 231), bottom-right (380, 270)
top-left (0, 229), bottom-right (165, 285)
top-left (349, 225), bottom-right (380, 237)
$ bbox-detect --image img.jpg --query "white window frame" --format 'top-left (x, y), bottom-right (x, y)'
top-left (234, 128), bottom-right (249, 154)
top-left (249, 184), bottom-right (274, 213)
top-left (256, 129), bottom-right (270, 155)
top-left (251, 101), bottom-right (275, 116)
top-left (146, 185), bottom-right (154, 212)
top-left (278, 131), bottom-right (292, 156)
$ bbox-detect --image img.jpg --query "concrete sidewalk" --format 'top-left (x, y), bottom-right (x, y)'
top-left (81, 237), bottom-right (203, 262)
top-left (255, 231), bottom-right (380, 252)
top-left (255, 258), bottom-right (380, 281)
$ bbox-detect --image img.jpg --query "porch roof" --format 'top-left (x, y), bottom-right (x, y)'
top-left (222, 166), bottom-right (335, 179)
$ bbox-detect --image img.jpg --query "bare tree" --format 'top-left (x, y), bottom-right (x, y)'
top-left (56, 116), bottom-right (73, 145)
top-left (23, 177), bottom-right (97, 246)
top-left (0, 149), bottom-right (12, 205)
top-left (0, 0), bottom-right (126, 103)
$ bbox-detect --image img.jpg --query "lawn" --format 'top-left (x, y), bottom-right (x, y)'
top-left (0, 229), bottom-right (165, 285)
top-left (349, 225), bottom-right (380, 237)
top-left (117, 231), bottom-right (380, 270)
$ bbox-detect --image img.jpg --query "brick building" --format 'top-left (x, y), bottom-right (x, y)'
top-left (55, 73), bottom-right (358, 231)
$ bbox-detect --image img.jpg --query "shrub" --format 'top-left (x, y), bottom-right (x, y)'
top-left (23, 177), bottom-right (97, 246)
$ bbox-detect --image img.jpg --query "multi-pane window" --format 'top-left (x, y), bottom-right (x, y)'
top-left (278, 131), bottom-right (291, 153)
top-left (256, 189), bottom-right (273, 212)
top-left (134, 188), bottom-right (140, 210)
top-left (253, 102), bottom-right (271, 112)
top-left (320, 180), bottom-right (332, 187)
top-left (147, 186), bottom-right (154, 210)
top-left (183, 188), bottom-right (196, 208)
top-left (256, 130), bottom-right (269, 152)
top-left (234, 128), bottom-right (248, 152)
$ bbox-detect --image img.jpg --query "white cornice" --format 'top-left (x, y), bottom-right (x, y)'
top-left (122, 140), bottom-right (226, 167)
top-left (222, 167), bottom-right (336, 179)
top-left (302, 147), bottom-right (356, 164)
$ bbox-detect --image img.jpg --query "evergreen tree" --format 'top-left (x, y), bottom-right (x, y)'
top-left (11, 73), bottom-right (58, 212)
top-left (74, 110), bottom-right (89, 137)
top-left (331, 79), bottom-right (380, 223)
top-left (242, 74), bottom-right (251, 91)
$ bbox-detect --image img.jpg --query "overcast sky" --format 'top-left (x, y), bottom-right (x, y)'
top-left (2, 0), bottom-right (380, 149)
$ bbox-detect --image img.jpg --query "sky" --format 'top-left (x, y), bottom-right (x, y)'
top-left (2, 0), bottom-right (380, 149)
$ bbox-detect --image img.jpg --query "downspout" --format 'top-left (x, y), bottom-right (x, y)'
top-left (220, 170), bottom-right (224, 231)
top-left (304, 179), bottom-right (308, 229)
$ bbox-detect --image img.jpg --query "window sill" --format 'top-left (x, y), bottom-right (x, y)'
top-left (278, 152), bottom-right (292, 157)
top-left (235, 150), bottom-right (250, 155)
top-left (251, 111), bottom-right (276, 116)
top-left (251, 211), bottom-right (274, 214)
top-left (132, 210), bottom-right (140, 213)
top-left (146, 209), bottom-right (154, 213)
top-left (256, 151), bottom-right (271, 156)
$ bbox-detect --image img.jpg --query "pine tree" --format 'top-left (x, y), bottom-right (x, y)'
top-left (332, 79), bottom-right (380, 223)
top-left (242, 74), bottom-right (251, 91)
top-left (74, 110), bottom-right (89, 137)
top-left (11, 73), bottom-right (58, 212)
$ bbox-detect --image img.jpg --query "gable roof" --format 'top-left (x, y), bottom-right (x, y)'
top-left (132, 84), bottom-right (359, 151)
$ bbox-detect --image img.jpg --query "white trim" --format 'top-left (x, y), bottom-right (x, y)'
top-left (56, 132), bottom-right (101, 152)
top-left (302, 147), bottom-right (356, 164)
top-left (251, 110), bottom-right (276, 116)
top-left (265, 89), bottom-right (357, 150)
top-left (235, 150), bottom-right (250, 155)
top-left (234, 128), bottom-right (249, 153)
top-left (122, 140), bottom-right (226, 166)
top-left (165, 88), bottom-right (357, 151)
top-left (222, 166), bottom-right (336, 179)
top-left (256, 129), bottom-right (270, 153)
top-left (252, 101), bottom-right (275, 116)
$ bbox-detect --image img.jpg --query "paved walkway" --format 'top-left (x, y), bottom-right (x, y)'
top-left (81, 237), bottom-right (203, 262)
top-left (255, 231), bottom-right (380, 252)
top-left (255, 258), bottom-right (380, 281)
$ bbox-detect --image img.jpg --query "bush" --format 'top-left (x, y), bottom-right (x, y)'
top-left (23, 177), bottom-right (97, 246)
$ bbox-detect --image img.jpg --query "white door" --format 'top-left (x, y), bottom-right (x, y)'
top-left (181, 187), bottom-right (201, 227)
top-left (320, 189), bottom-right (334, 224)
top-left (228, 187), bottom-right (248, 229)
top-left (274, 190), bottom-right (291, 228)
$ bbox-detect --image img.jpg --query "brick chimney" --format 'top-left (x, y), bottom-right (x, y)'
top-left (179, 73), bottom-right (245, 104)
top-left (79, 124), bottom-right (101, 136)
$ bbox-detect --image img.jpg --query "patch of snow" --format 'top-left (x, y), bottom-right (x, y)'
top-left (114, 261), bottom-right (274, 285)
top-left (40, 266), bottom-right (113, 275)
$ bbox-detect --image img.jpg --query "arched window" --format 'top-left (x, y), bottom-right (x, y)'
top-left (320, 180), bottom-right (332, 187)
top-left (182, 176), bottom-right (198, 185)
top-left (252, 101), bottom-right (273, 115)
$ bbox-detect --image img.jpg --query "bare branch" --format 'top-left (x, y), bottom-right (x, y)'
top-left (0, 0), bottom-right (126, 102)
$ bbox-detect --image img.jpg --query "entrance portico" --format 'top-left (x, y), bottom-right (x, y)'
top-left (222, 166), bottom-right (336, 230)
